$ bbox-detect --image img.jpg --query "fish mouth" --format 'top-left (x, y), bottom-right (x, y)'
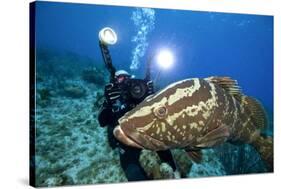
top-left (113, 125), bottom-right (169, 150)
top-left (113, 125), bottom-right (144, 149)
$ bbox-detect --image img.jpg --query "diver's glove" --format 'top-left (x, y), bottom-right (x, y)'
top-left (146, 80), bottom-right (154, 95)
top-left (104, 83), bottom-right (121, 105)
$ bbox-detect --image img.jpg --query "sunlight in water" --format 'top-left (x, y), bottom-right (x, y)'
top-left (156, 49), bottom-right (174, 69)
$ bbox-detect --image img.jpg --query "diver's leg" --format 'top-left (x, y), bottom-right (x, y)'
top-left (107, 124), bottom-right (119, 149)
top-left (157, 150), bottom-right (177, 171)
top-left (123, 163), bottom-right (148, 181)
top-left (119, 146), bottom-right (149, 181)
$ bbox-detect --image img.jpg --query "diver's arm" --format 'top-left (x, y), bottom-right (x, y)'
top-left (98, 102), bottom-right (113, 127)
top-left (98, 83), bottom-right (122, 127)
top-left (104, 83), bottom-right (121, 105)
top-left (97, 100), bottom-right (120, 149)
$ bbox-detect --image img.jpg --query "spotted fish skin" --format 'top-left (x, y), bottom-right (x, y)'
top-left (113, 77), bottom-right (272, 170)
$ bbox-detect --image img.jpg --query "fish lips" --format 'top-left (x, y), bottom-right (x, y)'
top-left (113, 125), bottom-right (144, 149)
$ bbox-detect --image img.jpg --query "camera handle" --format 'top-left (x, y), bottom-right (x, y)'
top-left (99, 41), bottom-right (116, 82)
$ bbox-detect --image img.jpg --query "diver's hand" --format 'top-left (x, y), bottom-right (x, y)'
top-left (147, 80), bottom-right (154, 95)
top-left (104, 83), bottom-right (121, 104)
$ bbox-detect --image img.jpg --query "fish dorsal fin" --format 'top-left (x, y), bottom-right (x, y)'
top-left (205, 76), bottom-right (242, 99)
top-left (185, 150), bottom-right (202, 163)
top-left (242, 96), bottom-right (268, 130)
top-left (195, 125), bottom-right (230, 148)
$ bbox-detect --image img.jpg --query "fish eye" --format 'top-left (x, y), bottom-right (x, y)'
top-left (154, 106), bottom-right (167, 118)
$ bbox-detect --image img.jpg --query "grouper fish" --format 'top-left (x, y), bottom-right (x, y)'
top-left (113, 77), bottom-right (273, 170)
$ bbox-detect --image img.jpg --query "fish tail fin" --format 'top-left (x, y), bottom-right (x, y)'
top-left (252, 135), bottom-right (273, 172)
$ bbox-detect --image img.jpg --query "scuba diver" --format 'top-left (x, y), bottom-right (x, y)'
top-left (97, 28), bottom-right (177, 181)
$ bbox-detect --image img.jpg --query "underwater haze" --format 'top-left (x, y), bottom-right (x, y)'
top-left (33, 1), bottom-right (273, 187)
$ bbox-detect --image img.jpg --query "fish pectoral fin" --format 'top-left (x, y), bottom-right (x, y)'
top-left (196, 125), bottom-right (230, 148)
top-left (185, 150), bottom-right (202, 163)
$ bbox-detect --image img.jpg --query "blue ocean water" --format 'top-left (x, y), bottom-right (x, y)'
top-left (36, 2), bottom-right (273, 108)
top-left (36, 1), bottom-right (273, 111)
top-left (32, 2), bottom-right (273, 185)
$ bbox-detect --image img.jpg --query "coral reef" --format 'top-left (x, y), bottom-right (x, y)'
top-left (35, 81), bottom-right (127, 186)
top-left (215, 143), bottom-right (267, 174)
top-left (138, 148), bottom-right (230, 179)
top-left (139, 150), bottom-right (162, 179)
top-left (93, 91), bottom-right (104, 109)
top-left (139, 149), bottom-right (193, 179)
top-left (188, 149), bottom-right (226, 178)
top-left (37, 88), bottom-right (52, 107)
top-left (36, 49), bottom-right (94, 80)
top-left (159, 163), bottom-right (175, 179)
top-left (171, 149), bottom-right (193, 178)
top-left (62, 82), bottom-right (87, 98)
top-left (81, 67), bottom-right (107, 85)
top-left (35, 49), bottom-right (127, 187)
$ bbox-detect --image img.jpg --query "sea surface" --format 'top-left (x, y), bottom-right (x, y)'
top-left (33, 1), bottom-right (273, 187)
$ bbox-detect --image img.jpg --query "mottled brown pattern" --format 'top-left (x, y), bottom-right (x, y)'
top-left (117, 77), bottom-right (268, 152)
top-left (114, 77), bottom-right (273, 170)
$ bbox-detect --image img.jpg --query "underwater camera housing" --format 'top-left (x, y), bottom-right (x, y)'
top-left (123, 78), bottom-right (149, 103)
top-left (99, 27), bottom-right (153, 104)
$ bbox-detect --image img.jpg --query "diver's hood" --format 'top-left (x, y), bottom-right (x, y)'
top-left (115, 70), bottom-right (130, 77)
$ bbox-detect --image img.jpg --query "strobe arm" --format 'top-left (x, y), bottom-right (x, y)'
top-left (99, 41), bottom-right (116, 82)
top-left (144, 55), bottom-right (154, 95)
top-left (145, 55), bottom-right (153, 81)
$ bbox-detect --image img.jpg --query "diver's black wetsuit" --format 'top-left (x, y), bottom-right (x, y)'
top-left (98, 79), bottom-right (177, 181)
